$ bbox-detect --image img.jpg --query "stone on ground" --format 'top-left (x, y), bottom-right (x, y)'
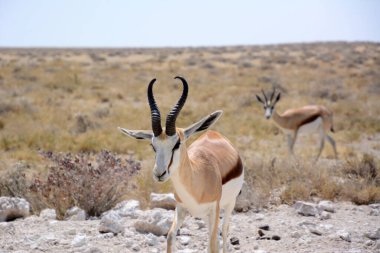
top-left (98, 211), bottom-right (124, 234)
top-left (0, 197), bottom-right (30, 222)
top-left (39, 209), bottom-right (57, 220)
top-left (150, 193), bottom-right (176, 210)
top-left (64, 206), bottom-right (87, 221)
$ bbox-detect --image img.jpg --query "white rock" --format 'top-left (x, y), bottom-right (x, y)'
top-left (99, 211), bottom-right (124, 234)
top-left (365, 240), bottom-right (374, 246)
top-left (96, 232), bottom-right (114, 239)
top-left (71, 234), bottom-right (87, 247)
top-left (124, 238), bottom-right (133, 248)
top-left (151, 209), bottom-right (163, 221)
top-left (294, 201), bottom-right (318, 216)
top-left (145, 233), bottom-right (158, 246)
top-left (39, 209), bottom-right (56, 220)
top-left (290, 231), bottom-right (301, 238)
top-left (0, 197), bottom-right (30, 222)
top-left (318, 200), bottom-right (335, 213)
top-left (106, 200), bottom-right (140, 219)
top-left (319, 211), bottom-right (331, 220)
top-left (134, 208), bottom-right (173, 236)
top-left (134, 220), bottom-right (167, 236)
top-left (255, 213), bottom-right (265, 221)
top-left (370, 208), bottom-right (380, 216)
top-left (365, 228), bottom-right (380, 240)
top-left (195, 219), bottom-right (206, 229)
top-left (132, 243), bottom-right (140, 251)
top-left (150, 193), bottom-right (176, 210)
top-left (320, 223), bottom-right (334, 230)
top-left (64, 206), bottom-right (86, 221)
top-left (298, 221), bottom-right (316, 229)
top-left (180, 236), bottom-right (191, 245)
top-left (369, 204), bottom-right (380, 209)
top-left (337, 230), bottom-right (351, 242)
top-left (156, 217), bottom-right (172, 234)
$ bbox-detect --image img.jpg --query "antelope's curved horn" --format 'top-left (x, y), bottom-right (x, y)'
top-left (147, 78), bottom-right (163, 136)
top-left (270, 87), bottom-right (276, 102)
top-left (261, 89), bottom-right (268, 103)
top-left (165, 76), bottom-right (188, 136)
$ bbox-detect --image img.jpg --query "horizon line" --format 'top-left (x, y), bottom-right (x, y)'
top-left (0, 40), bottom-right (379, 50)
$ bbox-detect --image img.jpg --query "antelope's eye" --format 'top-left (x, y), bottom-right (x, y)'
top-left (150, 144), bottom-right (156, 152)
top-left (172, 140), bottom-right (180, 151)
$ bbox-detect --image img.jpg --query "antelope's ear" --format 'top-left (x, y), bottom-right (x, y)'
top-left (183, 110), bottom-right (223, 139)
top-left (256, 95), bottom-right (265, 104)
top-left (274, 92), bottom-right (281, 104)
top-left (118, 127), bottom-right (153, 140)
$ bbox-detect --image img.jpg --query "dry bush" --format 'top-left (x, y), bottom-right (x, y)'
top-left (340, 154), bottom-right (380, 204)
top-left (32, 150), bottom-right (141, 217)
top-left (0, 150), bottom-right (141, 218)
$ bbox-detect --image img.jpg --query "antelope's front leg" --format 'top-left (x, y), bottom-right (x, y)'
top-left (167, 205), bottom-right (186, 253)
top-left (206, 202), bottom-right (220, 253)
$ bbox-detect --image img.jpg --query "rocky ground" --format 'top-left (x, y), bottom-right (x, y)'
top-left (1, 197), bottom-right (379, 253)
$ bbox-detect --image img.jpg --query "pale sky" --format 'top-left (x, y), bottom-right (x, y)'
top-left (0, 0), bottom-right (379, 47)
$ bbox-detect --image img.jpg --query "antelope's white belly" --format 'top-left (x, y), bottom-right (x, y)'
top-left (298, 117), bottom-right (322, 134)
top-left (173, 170), bottom-right (244, 218)
top-left (174, 181), bottom-right (215, 218)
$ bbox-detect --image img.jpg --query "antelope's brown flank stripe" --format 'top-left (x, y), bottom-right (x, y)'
top-left (297, 113), bottom-right (320, 129)
top-left (222, 156), bottom-right (243, 185)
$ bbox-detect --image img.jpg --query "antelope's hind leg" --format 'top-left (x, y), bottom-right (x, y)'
top-left (222, 201), bottom-right (235, 253)
top-left (205, 202), bottom-right (220, 253)
top-left (326, 134), bottom-right (338, 159)
top-left (315, 130), bottom-right (325, 161)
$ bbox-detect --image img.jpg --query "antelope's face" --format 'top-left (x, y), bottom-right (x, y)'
top-left (150, 133), bottom-right (181, 182)
top-left (256, 88), bottom-right (281, 120)
top-left (119, 76), bottom-right (223, 183)
top-left (118, 76), bottom-right (188, 183)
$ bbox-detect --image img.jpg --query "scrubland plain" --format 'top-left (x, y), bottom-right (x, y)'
top-left (0, 42), bottom-right (379, 213)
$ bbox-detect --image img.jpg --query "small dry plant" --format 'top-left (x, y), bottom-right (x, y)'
top-left (0, 150), bottom-right (141, 218)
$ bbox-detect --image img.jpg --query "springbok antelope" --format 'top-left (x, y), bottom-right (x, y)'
top-left (256, 88), bottom-right (337, 160)
top-left (119, 77), bottom-right (244, 253)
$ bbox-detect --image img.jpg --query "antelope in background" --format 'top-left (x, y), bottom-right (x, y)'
top-left (256, 88), bottom-right (338, 161)
top-left (119, 77), bottom-right (244, 253)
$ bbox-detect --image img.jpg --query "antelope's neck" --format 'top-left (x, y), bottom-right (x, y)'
top-left (272, 110), bottom-right (289, 129)
top-left (170, 145), bottom-right (193, 203)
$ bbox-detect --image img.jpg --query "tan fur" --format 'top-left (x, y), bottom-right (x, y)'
top-left (174, 130), bottom-right (241, 204)
top-left (272, 105), bottom-right (334, 131)
top-left (270, 104), bottom-right (337, 160)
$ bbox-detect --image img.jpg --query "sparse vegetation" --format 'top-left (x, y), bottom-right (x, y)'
top-left (0, 43), bottom-right (379, 210)
top-left (0, 150), bottom-right (141, 218)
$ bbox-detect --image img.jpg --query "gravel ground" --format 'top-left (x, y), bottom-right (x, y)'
top-left (1, 202), bottom-right (379, 253)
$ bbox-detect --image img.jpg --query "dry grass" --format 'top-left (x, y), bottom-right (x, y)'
top-left (0, 42), bottom-right (379, 209)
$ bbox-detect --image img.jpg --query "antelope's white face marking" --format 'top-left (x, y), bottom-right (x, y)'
top-left (151, 133), bottom-right (181, 182)
top-left (265, 106), bottom-right (274, 119)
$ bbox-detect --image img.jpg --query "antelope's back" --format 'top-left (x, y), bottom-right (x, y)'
top-left (188, 131), bottom-right (242, 184)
